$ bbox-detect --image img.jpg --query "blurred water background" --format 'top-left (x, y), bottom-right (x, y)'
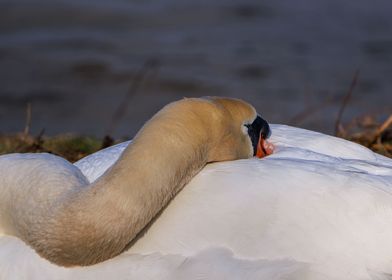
top-left (0, 0), bottom-right (391, 138)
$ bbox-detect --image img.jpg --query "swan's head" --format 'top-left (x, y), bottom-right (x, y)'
top-left (203, 97), bottom-right (272, 162)
top-left (135, 96), bottom-right (272, 164)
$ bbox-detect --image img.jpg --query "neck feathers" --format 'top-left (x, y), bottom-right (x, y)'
top-left (23, 100), bottom-right (213, 266)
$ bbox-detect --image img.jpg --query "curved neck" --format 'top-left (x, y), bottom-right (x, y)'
top-left (27, 114), bottom-right (211, 266)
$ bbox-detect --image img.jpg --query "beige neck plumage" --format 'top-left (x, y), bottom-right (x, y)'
top-left (8, 97), bottom-right (256, 267)
top-left (21, 102), bottom-right (212, 267)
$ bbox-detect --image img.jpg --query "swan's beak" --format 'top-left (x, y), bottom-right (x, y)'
top-left (256, 138), bottom-right (274, 158)
top-left (248, 115), bottom-right (273, 158)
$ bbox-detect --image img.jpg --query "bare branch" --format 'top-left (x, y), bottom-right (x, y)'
top-left (23, 103), bottom-right (32, 138)
top-left (104, 59), bottom-right (160, 139)
top-left (375, 114), bottom-right (392, 138)
top-left (334, 69), bottom-right (360, 136)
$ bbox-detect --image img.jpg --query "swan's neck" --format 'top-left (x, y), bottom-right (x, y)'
top-left (25, 116), bottom-right (210, 266)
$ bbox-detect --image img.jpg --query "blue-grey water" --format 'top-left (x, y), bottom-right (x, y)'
top-left (0, 0), bottom-right (391, 137)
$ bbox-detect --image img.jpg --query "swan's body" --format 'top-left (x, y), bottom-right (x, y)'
top-left (0, 97), bottom-right (264, 267)
top-left (1, 98), bottom-right (392, 279)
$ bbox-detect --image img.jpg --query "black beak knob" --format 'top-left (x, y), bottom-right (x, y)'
top-left (259, 117), bottom-right (270, 140)
top-left (247, 115), bottom-right (270, 156)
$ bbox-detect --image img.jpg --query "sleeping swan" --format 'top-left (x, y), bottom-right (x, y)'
top-left (1, 97), bottom-right (392, 280)
top-left (0, 97), bottom-right (270, 266)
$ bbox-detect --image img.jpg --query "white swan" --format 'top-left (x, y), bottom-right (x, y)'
top-left (1, 97), bottom-right (392, 280)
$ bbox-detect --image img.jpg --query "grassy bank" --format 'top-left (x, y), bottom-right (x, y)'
top-left (0, 118), bottom-right (390, 162)
top-left (0, 133), bottom-right (105, 163)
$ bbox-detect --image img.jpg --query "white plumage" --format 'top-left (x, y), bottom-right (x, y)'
top-left (1, 124), bottom-right (392, 280)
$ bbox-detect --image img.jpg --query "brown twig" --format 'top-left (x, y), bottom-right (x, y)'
top-left (23, 103), bottom-right (32, 138)
top-left (334, 69), bottom-right (360, 136)
top-left (367, 114), bottom-right (392, 146)
top-left (375, 114), bottom-right (392, 138)
top-left (31, 128), bottom-right (45, 151)
top-left (104, 59), bottom-right (160, 139)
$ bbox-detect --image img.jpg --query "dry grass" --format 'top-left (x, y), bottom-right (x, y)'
top-left (338, 114), bottom-right (392, 158)
top-left (0, 133), bottom-right (103, 163)
top-left (333, 70), bottom-right (391, 158)
top-left (0, 114), bottom-right (390, 162)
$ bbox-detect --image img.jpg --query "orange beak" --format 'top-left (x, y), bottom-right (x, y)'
top-left (256, 137), bottom-right (274, 158)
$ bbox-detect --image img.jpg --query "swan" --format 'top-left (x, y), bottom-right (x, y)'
top-left (1, 97), bottom-right (392, 280)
